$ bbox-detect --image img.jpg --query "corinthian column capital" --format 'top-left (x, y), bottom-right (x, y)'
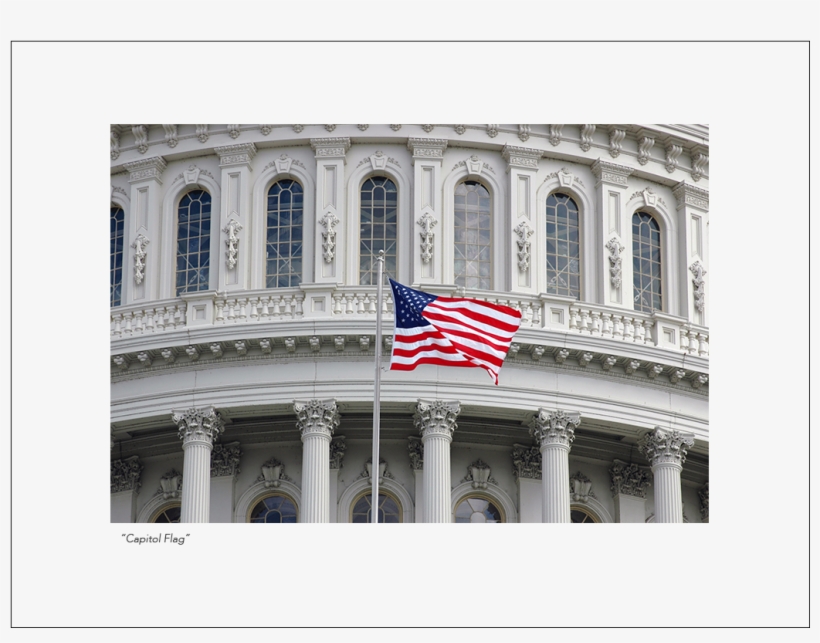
top-left (529, 409), bottom-right (580, 449)
top-left (172, 406), bottom-right (224, 447)
top-left (413, 399), bottom-right (460, 440)
top-left (638, 427), bottom-right (695, 468)
top-left (294, 399), bottom-right (340, 440)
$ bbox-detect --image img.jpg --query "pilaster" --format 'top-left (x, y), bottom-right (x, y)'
top-left (214, 143), bottom-right (256, 291)
top-left (502, 145), bottom-right (541, 293)
top-left (512, 444), bottom-right (542, 523)
top-left (407, 138), bottom-right (448, 285)
top-left (110, 455), bottom-right (143, 523)
top-left (529, 409), bottom-right (580, 523)
top-left (209, 441), bottom-right (241, 523)
top-left (591, 159), bottom-right (634, 307)
top-left (172, 406), bottom-right (225, 523)
top-left (329, 436), bottom-right (346, 523)
top-left (311, 138), bottom-right (350, 284)
top-left (638, 427), bottom-right (695, 523)
top-left (609, 459), bottom-right (652, 523)
top-left (414, 399), bottom-right (460, 523)
top-left (294, 399), bottom-right (340, 523)
top-left (408, 436), bottom-right (424, 523)
top-left (124, 156), bottom-right (166, 303)
top-left (673, 181), bottom-right (709, 326)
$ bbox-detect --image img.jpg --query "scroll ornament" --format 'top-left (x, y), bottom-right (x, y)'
top-left (223, 218), bottom-right (243, 270)
top-left (417, 212), bottom-right (437, 264)
top-left (132, 234), bottom-right (149, 285)
top-left (605, 237), bottom-right (624, 289)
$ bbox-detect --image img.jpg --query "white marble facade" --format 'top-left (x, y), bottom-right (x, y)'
top-left (110, 124), bottom-right (709, 524)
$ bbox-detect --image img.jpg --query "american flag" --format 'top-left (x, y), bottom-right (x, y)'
top-left (389, 280), bottom-right (522, 385)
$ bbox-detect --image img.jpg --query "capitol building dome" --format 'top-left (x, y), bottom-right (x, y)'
top-left (109, 123), bottom-right (709, 524)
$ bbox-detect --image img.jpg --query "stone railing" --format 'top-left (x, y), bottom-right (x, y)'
top-left (110, 287), bottom-right (707, 357)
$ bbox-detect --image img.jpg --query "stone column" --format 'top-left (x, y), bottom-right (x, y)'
top-left (110, 456), bottom-right (143, 523)
top-left (529, 409), bottom-right (581, 523)
top-left (609, 459), bottom-right (652, 523)
top-left (638, 427), bottom-right (695, 523)
top-left (172, 406), bottom-right (224, 523)
top-left (407, 138), bottom-right (448, 285)
top-left (501, 145), bottom-right (541, 294)
top-left (209, 441), bottom-right (241, 523)
top-left (414, 400), bottom-right (460, 523)
top-left (294, 399), bottom-right (340, 523)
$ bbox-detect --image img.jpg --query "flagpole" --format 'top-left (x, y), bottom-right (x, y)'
top-left (371, 249), bottom-right (385, 524)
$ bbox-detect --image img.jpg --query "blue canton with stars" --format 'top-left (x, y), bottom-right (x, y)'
top-left (389, 279), bottom-right (439, 329)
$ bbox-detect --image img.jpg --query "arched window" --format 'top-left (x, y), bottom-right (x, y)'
top-left (632, 212), bottom-right (662, 312)
top-left (359, 177), bottom-right (397, 284)
top-left (266, 179), bottom-right (304, 288)
top-left (454, 180), bottom-right (491, 290)
top-left (570, 506), bottom-right (600, 523)
top-left (546, 193), bottom-right (580, 298)
top-left (249, 493), bottom-right (298, 523)
top-left (176, 189), bottom-right (212, 296)
top-left (110, 205), bottom-right (124, 306)
top-left (151, 504), bottom-right (181, 523)
top-left (351, 491), bottom-right (402, 523)
top-left (454, 495), bottom-right (504, 523)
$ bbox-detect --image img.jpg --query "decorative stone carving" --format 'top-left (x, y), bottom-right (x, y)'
top-left (580, 124), bottom-right (596, 151)
top-left (227, 124), bottom-right (240, 139)
top-left (210, 343), bottom-right (223, 358)
top-left (357, 124), bottom-right (369, 131)
top-left (690, 261), bottom-right (707, 312)
top-left (625, 359), bottom-right (641, 374)
top-left (257, 458), bottom-right (292, 488)
top-left (215, 143), bottom-right (257, 167)
top-left (648, 364), bottom-right (664, 378)
top-left (638, 427), bottom-right (695, 467)
top-left (162, 124), bottom-right (178, 148)
top-left (554, 349), bottom-right (569, 364)
top-left (292, 124), bottom-right (304, 133)
top-left (570, 471), bottom-right (594, 502)
top-left (172, 406), bottom-right (225, 446)
top-left (183, 164), bottom-right (201, 186)
top-left (185, 345), bottom-right (200, 361)
top-left (309, 336), bottom-right (320, 352)
top-left (508, 343), bottom-right (520, 358)
top-left (421, 124), bottom-right (434, 133)
top-left (132, 125), bottom-right (149, 154)
top-left (487, 124), bottom-right (499, 138)
top-left (413, 399), bottom-right (460, 439)
top-left (637, 136), bottom-right (655, 165)
top-left (591, 159), bottom-right (634, 186)
top-left (692, 374), bottom-right (708, 389)
top-left (383, 336), bottom-right (393, 352)
top-left (110, 126), bottom-right (121, 160)
top-left (408, 436), bottom-right (423, 470)
top-left (672, 181), bottom-right (709, 211)
top-left (602, 355), bottom-right (617, 371)
top-left (223, 218), bottom-right (243, 270)
top-left (454, 124), bottom-right (466, 135)
top-left (131, 234), bottom-right (149, 285)
top-left (211, 441), bottom-right (241, 477)
top-left (259, 339), bottom-right (272, 354)
top-left (699, 482), bottom-right (709, 521)
top-left (359, 457), bottom-right (395, 483)
top-left (502, 144), bottom-right (541, 169)
top-left (512, 444), bottom-right (542, 480)
top-left (531, 346), bottom-right (545, 361)
top-left (334, 336), bottom-right (345, 351)
top-left (324, 124), bottom-right (336, 132)
top-left (670, 369), bottom-right (687, 384)
top-left (529, 409), bottom-right (581, 448)
top-left (112, 355), bottom-right (129, 371)
top-left (608, 127), bottom-right (625, 158)
top-left (357, 336), bottom-right (370, 352)
top-left (407, 137), bottom-right (448, 159)
top-left (417, 211), bottom-right (437, 264)
top-left (605, 236), bottom-right (624, 289)
top-left (157, 469), bottom-right (183, 499)
top-left (111, 456), bottom-right (142, 493)
top-left (579, 352), bottom-right (593, 367)
top-left (124, 156), bottom-right (167, 184)
top-left (462, 459), bottom-right (497, 489)
top-left (285, 337), bottom-right (297, 353)
top-left (161, 348), bottom-right (176, 364)
top-left (665, 143), bottom-right (683, 173)
top-left (196, 124), bottom-right (209, 143)
top-left (234, 340), bottom-right (247, 356)
top-left (329, 436), bottom-right (346, 469)
top-left (691, 153), bottom-right (709, 182)
top-left (609, 460), bottom-right (652, 498)
top-left (260, 124), bottom-right (273, 136)
top-left (548, 124), bottom-right (563, 146)
top-left (514, 221), bottom-right (535, 272)
top-left (294, 399), bottom-right (340, 439)
top-left (319, 211), bottom-right (340, 263)
top-left (518, 124), bottom-right (531, 141)
top-left (136, 351), bottom-right (152, 367)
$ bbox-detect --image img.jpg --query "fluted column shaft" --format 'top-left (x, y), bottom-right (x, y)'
top-left (172, 406), bottom-right (224, 524)
top-left (295, 399), bottom-right (340, 523)
top-left (530, 409), bottom-right (581, 523)
top-left (414, 400), bottom-right (460, 523)
top-left (639, 427), bottom-right (695, 523)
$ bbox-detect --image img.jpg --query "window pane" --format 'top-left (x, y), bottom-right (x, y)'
top-left (266, 180), bottom-right (304, 289)
top-left (454, 181), bottom-right (491, 289)
top-left (545, 193), bottom-right (581, 298)
top-left (359, 177), bottom-right (398, 285)
top-left (632, 212), bottom-right (662, 312)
